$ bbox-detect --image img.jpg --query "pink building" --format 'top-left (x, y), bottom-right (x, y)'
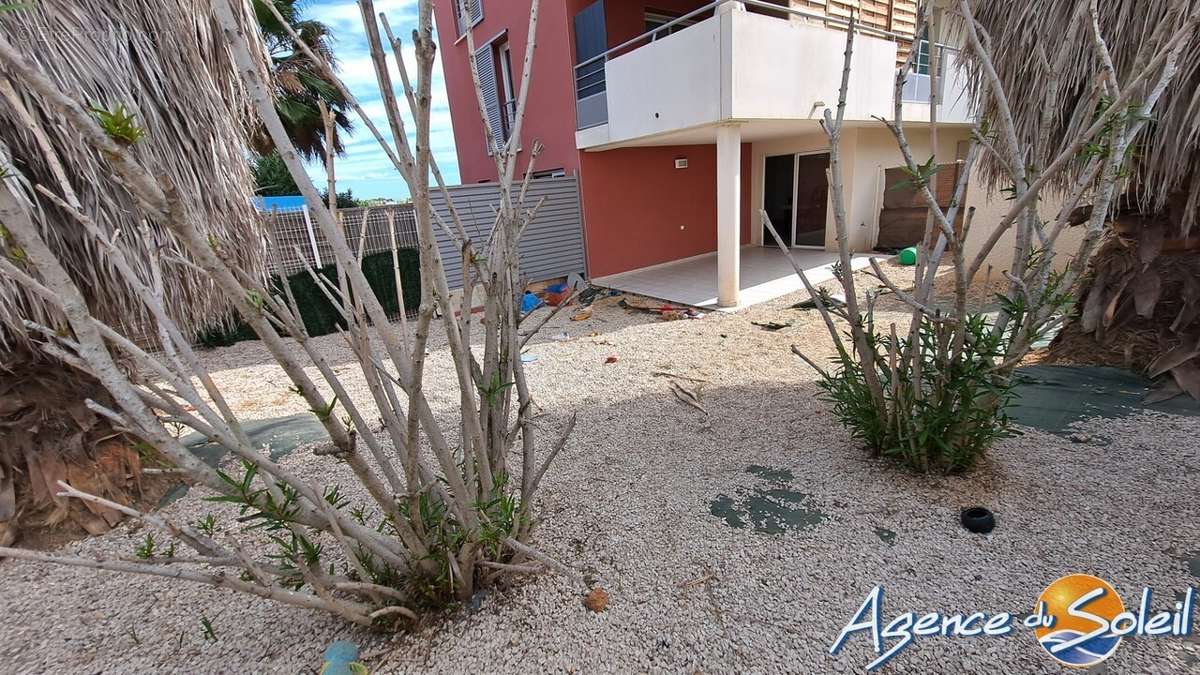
top-left (435, 0), bottom-right (981, 308)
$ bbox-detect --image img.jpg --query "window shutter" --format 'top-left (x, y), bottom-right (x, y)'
top-left (474, 43), bottom-right (504, 154)
top-left (456, 0), bottom-right (484, 35)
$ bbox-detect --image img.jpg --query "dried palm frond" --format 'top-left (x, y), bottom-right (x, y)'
top-left (0, 0), bottom-right (264, 352)
top-left (957, 0), bottom-right (1200, 233)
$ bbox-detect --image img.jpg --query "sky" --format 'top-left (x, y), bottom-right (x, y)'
top-left (304, 0), bottom-right (459, 201)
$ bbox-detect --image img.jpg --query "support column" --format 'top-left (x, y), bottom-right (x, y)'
top-left (716, 123), bottom-right (741, 308)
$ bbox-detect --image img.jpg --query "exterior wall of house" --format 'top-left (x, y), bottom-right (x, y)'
top-left (435, 0), bottom-right (982, 287)
top-left (749, 126), bottom-right (969, 252)
top-left (577, 3), bottom-right (967, 150)
top-left (961, 175), bottom-right (1084, 279)
top-left (433, 0), bottom-right (582, 184)
top-left (593, 0), bottom-right (712, 47)
top-left (580, 143), bottom-right (752, 277)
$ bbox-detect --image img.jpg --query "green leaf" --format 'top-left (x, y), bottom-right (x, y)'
top-left (200, 616), bottom-right (218, 642)
top-left (90, 103), bottom-right (147, 144)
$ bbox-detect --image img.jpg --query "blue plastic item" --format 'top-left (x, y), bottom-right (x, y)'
top-left (545, 282), bottom-right (569, 294)
top-left (321, 640), bottom-right (365, 675)
top-left (521, 291), bottom-right (543, 314)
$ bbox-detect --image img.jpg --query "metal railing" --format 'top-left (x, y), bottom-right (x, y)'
top-left (572, 0), bottom-right (915, 130)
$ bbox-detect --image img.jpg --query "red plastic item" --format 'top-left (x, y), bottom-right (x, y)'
top-left (545, 289), bottom-right (570, 306)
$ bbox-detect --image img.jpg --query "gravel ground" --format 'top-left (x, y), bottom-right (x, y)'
top-left (2, 272), bottom-right (1198, 674)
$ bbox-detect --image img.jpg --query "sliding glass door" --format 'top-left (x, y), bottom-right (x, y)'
top-left (762, 152), bottom-right (829, 248)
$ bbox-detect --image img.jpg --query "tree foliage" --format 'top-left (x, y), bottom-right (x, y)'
top-left (252, 0), bottom-right (353, 160)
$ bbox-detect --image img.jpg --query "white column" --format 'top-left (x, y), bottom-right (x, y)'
top-left (716, 123), bottom-right (741, 308)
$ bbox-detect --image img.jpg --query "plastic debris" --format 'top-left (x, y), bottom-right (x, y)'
top-left (321, 640), bottom-right (367, 675)
top-left (544, 282), bottom-right (571, 306)
top-left (520, 291), bottom-right (543, 315)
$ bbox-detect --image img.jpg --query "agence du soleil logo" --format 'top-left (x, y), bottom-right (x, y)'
top-left (829, 574), bottom-right (1196, 670)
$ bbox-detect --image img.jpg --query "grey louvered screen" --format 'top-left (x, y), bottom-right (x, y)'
top-left (430, 176), bottom-right (585, 287)
top-left (474, 43), bottom-right (504, 154)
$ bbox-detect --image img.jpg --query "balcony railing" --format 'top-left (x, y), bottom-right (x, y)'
top-left (573, 0), bottom-right (912, 131)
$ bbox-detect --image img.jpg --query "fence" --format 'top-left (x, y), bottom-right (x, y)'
top-left (430, 175), bottom-right (586, 287)
top-left (263, 175), bottom-right (586, 287)
top-left (265, 203), bottom-right (419, 275)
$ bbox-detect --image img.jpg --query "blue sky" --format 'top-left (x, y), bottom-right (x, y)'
top-left (305, 0), bottom-right (459, 201)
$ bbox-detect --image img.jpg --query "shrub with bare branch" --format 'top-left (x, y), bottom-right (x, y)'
top-left (0, 0), bottom-right (576, 623)
top-left (764, 0), bottom-right (1199, 472)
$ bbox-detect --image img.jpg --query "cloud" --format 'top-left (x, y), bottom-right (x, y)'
top-left (303, 0), bottom-right (459, 200)
top-left (307, 0), bottom-right (418, 34)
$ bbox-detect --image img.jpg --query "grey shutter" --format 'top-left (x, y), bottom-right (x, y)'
top-left (456, 0), bottom-right (483, 35)
top-left (474, 43), bottom-right (504, 154)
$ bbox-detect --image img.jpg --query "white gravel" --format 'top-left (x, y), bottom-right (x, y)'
top-left (2, 281), bottom-right (1198, 674)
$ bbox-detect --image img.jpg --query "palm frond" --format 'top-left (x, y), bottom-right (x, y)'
top-left (957, 0), bottom-right (1200, 228)
top-left (0, 1), bottom-right (265, 352)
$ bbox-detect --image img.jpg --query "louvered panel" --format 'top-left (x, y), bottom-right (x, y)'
top-left (429, 176), bottom-right (586, 287)
top-left (473, 43), bottom-right (503, 155)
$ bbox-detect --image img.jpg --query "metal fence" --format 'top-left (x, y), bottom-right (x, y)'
top-left (430, 176), bottom-right (586, 286)
top-left (264, 203), bottom-right (419, 275)
top-left (263, 176), bottom-right (586, 287)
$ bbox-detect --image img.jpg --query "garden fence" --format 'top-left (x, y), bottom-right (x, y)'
top-left (264, 202), bottom-right (420, 276)
top-left (261, 175), bottom-right (586, 286)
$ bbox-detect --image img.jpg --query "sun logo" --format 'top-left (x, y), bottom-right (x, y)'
top-left (1034, 574), bottom-right (1125, 667)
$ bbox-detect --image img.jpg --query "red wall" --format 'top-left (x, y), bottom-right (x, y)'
top-left (437, 1), bottom-right (755, 279)
top-left (580, 143), bottom-right (753, 277)
top-left (433, 0), bottom-right (581, 183)
top-left (600, 1), bottom-right (713, 49)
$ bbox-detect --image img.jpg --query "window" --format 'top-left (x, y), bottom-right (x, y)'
top-left (454, 0), bottom-right (483, 35)
top-left (532, 169), bottom-right (566, 179)
top-left (644, 10), bottom-right (696, 41)
top-left (901, 34), bottom-right (946, 103)
top-left (474, 35), bottom-right (517, 153)
top-left (497, 41), bottom-right (516, 140)
top-left (914, 38), bottom-right (931, 75)
top-left (911, 34), bottom-right (944, 77)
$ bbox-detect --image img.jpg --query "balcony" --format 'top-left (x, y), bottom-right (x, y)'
top-left (573, 0), bottom-right (971, 150)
